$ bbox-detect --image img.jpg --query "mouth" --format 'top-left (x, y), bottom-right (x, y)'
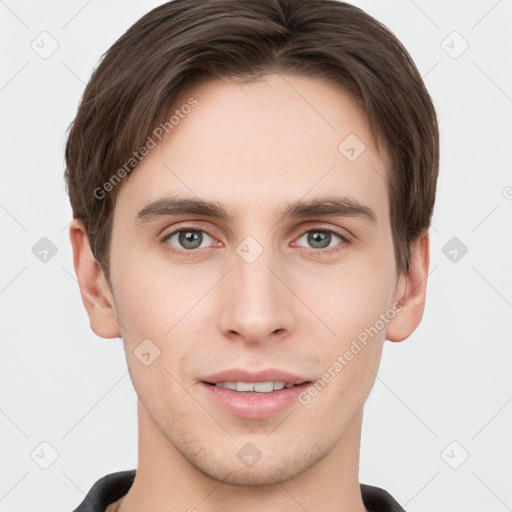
top-left (205, 381), bottom-right (311, 395)
top-left (203, 380), bottom-right (312, 394)
top-left (198, 369), bottom-right (314, 418)
top-left (200, 368), bottom-right (312, 389)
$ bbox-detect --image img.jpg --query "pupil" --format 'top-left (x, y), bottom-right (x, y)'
top-left (179, 230), bottom-right (202, 249)
top-left (309, 231), bottom-right (330, 249)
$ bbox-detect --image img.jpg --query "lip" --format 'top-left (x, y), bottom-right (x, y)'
top-left (198, 368), bottom-right (313, 419)
top-left (199, 381), bottom-right (311, 419)
top-left (200, 368), bottom-right (310, 386)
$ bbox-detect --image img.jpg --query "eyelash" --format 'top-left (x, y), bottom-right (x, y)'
top-left (160, 225), bottom-right (350, 257)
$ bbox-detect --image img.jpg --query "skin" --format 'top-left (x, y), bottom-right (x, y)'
top-left (70, 73), bottom-right (429, 512)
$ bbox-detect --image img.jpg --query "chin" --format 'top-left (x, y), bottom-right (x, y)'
top-left (189, 444), bottom-right (322, 487)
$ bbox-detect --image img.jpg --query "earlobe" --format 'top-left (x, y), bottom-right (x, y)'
top-left (386, 234), bottom-right (430, 342)
top-left (68, 219), bottom-right (121, 339)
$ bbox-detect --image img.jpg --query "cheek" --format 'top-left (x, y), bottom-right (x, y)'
top-left (110, 251), bottom-right (218, 380)
top-left (294, 252), bottom-right (396, 336)
top-left (114, 277), bottom-right (168, 341)
top-left (110, 244), bottom-right (193, 336)
top-left (296, 247), bottom-right (396, 389)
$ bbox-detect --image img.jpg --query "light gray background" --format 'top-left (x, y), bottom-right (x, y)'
top-left (0, 1), bottom-right (511, 511)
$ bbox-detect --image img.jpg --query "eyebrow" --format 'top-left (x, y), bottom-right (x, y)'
top-left (134, 194), bottom-right (377, 227)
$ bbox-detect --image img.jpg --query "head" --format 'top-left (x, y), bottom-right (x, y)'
top-left (66, 0), bottom-right (438, 487)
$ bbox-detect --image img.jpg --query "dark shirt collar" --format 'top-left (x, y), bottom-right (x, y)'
top-left (71, 470), bottom-right (406, 512)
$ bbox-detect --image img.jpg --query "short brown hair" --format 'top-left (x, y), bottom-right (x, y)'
top-left (64, 0), bottom-right (439, 286)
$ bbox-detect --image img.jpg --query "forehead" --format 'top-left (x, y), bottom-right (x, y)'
top-left (114, 73), bottom-right (390, 226)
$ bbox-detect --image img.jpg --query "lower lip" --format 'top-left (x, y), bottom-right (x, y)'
top-left (200, 382), bottom-right (311, 419)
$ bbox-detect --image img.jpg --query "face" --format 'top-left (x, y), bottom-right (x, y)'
top-left (88, 73), bottom-right (415, 485)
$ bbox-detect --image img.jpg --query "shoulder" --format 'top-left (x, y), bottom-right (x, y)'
top-left (360, 482), bottom-right (407, 512)
top-left (70, 470), bottom-right (136, 512)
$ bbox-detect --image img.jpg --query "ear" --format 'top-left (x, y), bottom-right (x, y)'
top-left (68, 219), bottom-right (121, 339)
top-left (386, 234), bottom-right (430, 342)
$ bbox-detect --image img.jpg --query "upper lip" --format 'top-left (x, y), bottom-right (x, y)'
top-left (201, 368), bottom-right (311, 386)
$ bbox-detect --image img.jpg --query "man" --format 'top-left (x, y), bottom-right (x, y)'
top-left (65, 0), bottom-right (439, 510)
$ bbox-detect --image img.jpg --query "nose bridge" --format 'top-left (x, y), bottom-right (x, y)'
top-left (218, 237), bottom-right (292, 341)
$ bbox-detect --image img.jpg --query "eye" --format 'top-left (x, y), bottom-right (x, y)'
top-left (162, 227), bottom-right (215, 252)
top-left (160, 225), bottom-right (349, 257)
top-left (294, 228), bottom-right (347, 251)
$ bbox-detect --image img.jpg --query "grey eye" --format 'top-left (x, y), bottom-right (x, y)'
top-left (296, 230), bottom-right (342, 249)
top-left (166, 229), bottom-right (214, 250)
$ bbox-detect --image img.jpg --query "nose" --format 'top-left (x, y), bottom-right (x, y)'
top-left (217, 243), bottom-right (295, 345)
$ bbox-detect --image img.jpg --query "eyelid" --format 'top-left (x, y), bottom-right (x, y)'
top-left (161, 224), bottom-right (218, 246)
top-left (295, 224), bottom-right (352, 243)
top-left (291, 226), bottom-right (350, 255)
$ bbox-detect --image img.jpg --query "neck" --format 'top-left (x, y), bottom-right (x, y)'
top-left (118, 399), bottom-right (368, 512)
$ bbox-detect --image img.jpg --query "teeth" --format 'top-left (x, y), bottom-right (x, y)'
top-left (214, 381), bottom-right (289, 393)
top-left (237, 382), bottom-right (256, 392)
top-left (218, 381), bottom-right (237, 390)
